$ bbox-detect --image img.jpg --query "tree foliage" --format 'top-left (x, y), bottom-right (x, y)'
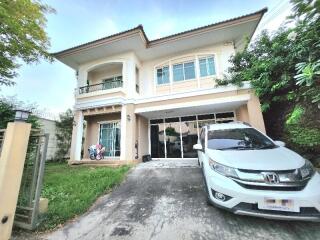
top-left (218, 0), bottom-right (320, 109)
top-left (54, 109), bottom-right (73, 161)
top-left (0, 96), bottom-right (40, 129)
top-left (217, 0), bottom-right (320, 159)
top-left (0, 0), bottom-right (54, 86)
top-left (285, 105), bottom-right (320, 148)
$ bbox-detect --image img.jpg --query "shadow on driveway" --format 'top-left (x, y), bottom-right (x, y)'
top-left (22, 160), bottom-right (320, 240)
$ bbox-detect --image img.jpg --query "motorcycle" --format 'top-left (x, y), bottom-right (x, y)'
top-left (88, 144), bottom-right (106, 160)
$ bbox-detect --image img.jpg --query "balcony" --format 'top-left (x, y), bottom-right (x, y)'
top-left (78, 79), bottom-right (123, 95)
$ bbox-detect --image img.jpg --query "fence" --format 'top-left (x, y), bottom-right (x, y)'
top-left (0, 129), bottom-right (5, 156)
top-left (14, 131), bottom-right (49, 230)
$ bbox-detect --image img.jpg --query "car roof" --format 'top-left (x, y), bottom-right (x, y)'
top-left (207, 122), bottom-right (252, 131)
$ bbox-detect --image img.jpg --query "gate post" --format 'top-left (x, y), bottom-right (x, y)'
top-left (0, 122), bottom-right (31, 240)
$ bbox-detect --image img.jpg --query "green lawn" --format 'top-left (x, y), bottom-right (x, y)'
top-left (39, 163), bottom-right (131, 230)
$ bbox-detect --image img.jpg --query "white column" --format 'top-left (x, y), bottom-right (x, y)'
top-left (122, 61), bottom-right (127, 94)
top-left (70, 111), bottom-right (84, 161)
top-left (120, 104), bottom-right (136, 161)
top-left (126, 60), bottom-right (136, 98)
top-left (78, 68), bottom-right (88, 87)
top-left (247, 94), bottom-right (266, 133)
top-left (120, 105), bottom-right (127, 161)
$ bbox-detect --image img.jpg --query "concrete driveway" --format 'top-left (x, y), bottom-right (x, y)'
top-left (43, 159), bottom-right (319, 240)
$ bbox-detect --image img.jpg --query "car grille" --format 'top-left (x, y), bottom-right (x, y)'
top-left (232, 168), bottom-right (309, 191)
top-left (238, 169), bottom-right (296, 174)
top-left (234, 202), bottom-right (320, 216)
top-left (235, 182), bottom-right (306, 191)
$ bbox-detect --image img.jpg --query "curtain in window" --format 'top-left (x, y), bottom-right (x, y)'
top-left (99, 122), bottom-right (121, 157)
top-left (199, 56), bottom-right (216, 77)
top-left (157, 66), bottom-right (169, 84)
top-left (184, 62), bottom-right (195, 80)
top-left (199, 59), bottom-right (207, 77)
top-left (173, 62), bottom-right (195, 81)
top-left (173, 64), bottom-right (184, 81)
top-left (207, 57), bottom-right (215, 75)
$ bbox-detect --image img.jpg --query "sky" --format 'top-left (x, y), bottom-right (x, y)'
top-left (1, 0), bottom-right (292, 117)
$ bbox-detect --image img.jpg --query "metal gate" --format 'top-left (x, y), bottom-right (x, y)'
top-left (0, 129), bottom-right (5, 156)
top-left (14, 130), bottom-right (49, 230)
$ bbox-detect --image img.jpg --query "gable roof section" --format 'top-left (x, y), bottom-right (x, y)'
top-left (148, 7), bottom-right (267, 46)
top-left (53, 25), bottom-right (147, 58)
top-left (54, 8), bottom-right (267, 68)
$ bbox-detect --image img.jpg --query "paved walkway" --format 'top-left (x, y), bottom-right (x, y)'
top-left (14, 160), bottom-right (320, 240)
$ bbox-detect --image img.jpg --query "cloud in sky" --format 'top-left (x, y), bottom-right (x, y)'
top-left (2, 0), bottom-right (291, 116)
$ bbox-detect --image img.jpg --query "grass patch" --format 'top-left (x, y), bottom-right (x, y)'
top-left (38, 162), bottom-right (130, 231)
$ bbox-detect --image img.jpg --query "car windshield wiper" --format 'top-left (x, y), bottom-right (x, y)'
top-left (216, 146), bottom-right (254, 150)
top-left (257, 145), bottom-right (277, 150)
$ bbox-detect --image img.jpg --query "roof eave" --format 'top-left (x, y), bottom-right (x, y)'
top-left (53, 26), bottom-right (148, 59)
top-left (52, 7), bottom-right (267, 62)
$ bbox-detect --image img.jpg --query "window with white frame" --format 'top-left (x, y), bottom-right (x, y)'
top-left (173, 61), bottom-right (195, 82)
top-left (199, 56), bottom-right (216, 77)
top-left (156, 66), bottom-right (170, 85)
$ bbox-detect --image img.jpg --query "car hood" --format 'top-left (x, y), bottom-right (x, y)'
top-left (206, 147), bottom-right (305, 171)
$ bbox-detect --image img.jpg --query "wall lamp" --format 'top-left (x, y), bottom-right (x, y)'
top-left (14, 109), bottom-right (31, 122)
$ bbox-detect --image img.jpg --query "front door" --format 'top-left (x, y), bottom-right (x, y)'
top-left (99, 121), bottom-right (121, 157)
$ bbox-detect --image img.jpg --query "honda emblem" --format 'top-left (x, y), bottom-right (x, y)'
top-left (262, 172), bottom-right (280, 184)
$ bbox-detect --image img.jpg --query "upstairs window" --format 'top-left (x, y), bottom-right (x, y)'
top-left (199, 56), bottom-right (216, 77)
top-left (157, 66), bottom-right (169, 85)
top-left (173, 61), bottom-right (195, 82)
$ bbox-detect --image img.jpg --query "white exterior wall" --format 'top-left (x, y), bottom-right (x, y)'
top-left (139, 42), bottom-right (235, 97)
top-left (77, 52), bottom-right (140, 95)
top-left (38, 118), bottom-right (58, 161)
top-left (70, 43), bottom-right (264, 161)
top-left (88, 65), bottom-right (122, 85)
top-left (75, 43), bottom-right (235, 99)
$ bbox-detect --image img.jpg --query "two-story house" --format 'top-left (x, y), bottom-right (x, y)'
top-left (54, 8), bottom-right (267, 165)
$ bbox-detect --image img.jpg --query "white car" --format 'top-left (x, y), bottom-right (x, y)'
top-left (193, 122), bottom-right (320, 221)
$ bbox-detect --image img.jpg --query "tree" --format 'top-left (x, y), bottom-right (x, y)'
top-left (54, 109), bottom-right (73, 161)
top-left (218, 0), bottom-right (320, 109)
top-left (0, 97), bottom-right (40, 129)
top-left (217, 0), bottom-right (320, 160)
top-left (0, 0), bottom-right (54, 86)
top-left (290, 0), bottom-right (320, 104)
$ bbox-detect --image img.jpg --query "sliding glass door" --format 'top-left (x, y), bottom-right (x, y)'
top-left (150, 112), bottom-right (235, 159)
top-left (165, 118), bottom-right (182, 158)
top-left (150, 120), bottom-right (165, 158)
top-left (181, 116), bottom-right (198, 158)
top-left (99, 121), bottom-right (121, 157)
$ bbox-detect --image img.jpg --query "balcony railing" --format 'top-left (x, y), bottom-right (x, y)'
top-left (78, 79), bottom-right (123, 95)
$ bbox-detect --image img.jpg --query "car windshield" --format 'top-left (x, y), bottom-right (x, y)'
top-left (207, 128), bottom-right (277, 150)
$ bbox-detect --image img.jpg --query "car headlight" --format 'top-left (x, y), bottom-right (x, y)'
top-left (209, 159), bottom-right (239, 178)
top-left (299, 160), bottom-right (315, 179)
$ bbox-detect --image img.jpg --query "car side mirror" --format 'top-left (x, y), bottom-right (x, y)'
top-left (193, 143), bottom-right (203, 150)
top-left (274, 140), bottom-right (285, 147)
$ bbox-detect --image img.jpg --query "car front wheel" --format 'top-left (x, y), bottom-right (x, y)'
top-left (202, 166), bottom-right (212, 206)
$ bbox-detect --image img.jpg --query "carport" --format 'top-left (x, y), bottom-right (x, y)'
top-left (135, 92), bottom-right (261, 160)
